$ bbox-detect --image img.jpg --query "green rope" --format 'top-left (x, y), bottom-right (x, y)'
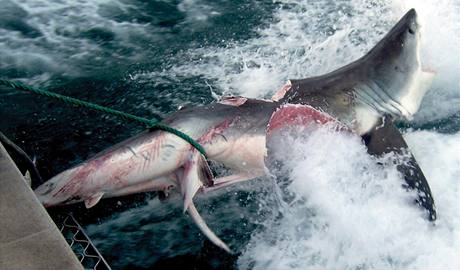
top-left (0, 79), bottom-right (207, 157)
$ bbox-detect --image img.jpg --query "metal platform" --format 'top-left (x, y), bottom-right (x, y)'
top-left (0, 142), bottom-right (83, 270)
top-left (54, 214), bottom-right (111, 270)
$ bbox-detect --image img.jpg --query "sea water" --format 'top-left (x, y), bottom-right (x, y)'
top-left (0, 0), bottom-right (459, 269)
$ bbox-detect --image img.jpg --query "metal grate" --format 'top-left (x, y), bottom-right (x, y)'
top-left (57, 214), bottom-right (112, 270)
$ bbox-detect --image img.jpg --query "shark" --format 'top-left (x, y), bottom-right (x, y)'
top-left (271, 8), bottom-right (436, 220)
top-left (34, 9), bottom-right (435, 252)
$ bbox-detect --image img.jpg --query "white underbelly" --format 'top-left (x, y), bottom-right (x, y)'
top-left (207, 135), bottom-right (267, 173)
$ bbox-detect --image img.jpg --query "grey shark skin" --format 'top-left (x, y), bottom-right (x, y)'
top-left (277, 9), bottom-right (434, 135)
top-left (34, 9), bottom-right (435, 252)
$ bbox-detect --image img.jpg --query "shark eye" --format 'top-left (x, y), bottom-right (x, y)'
top-left (408, 28), bottom-right (415, 35)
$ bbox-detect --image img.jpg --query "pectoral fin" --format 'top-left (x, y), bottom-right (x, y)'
top-left (178, 151), bottom-right (230, 252)
top-left (84, 192), bottom-right (104, 208)
top-left (362, 116), bottom-right (436, 221)
top-left (187, 202), bottom-right (231, 253)
top-left (180, 151), bottom-right (213, 212)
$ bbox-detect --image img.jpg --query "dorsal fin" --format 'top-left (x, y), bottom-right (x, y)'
top-left (271, 82), bottom-right (292, 101)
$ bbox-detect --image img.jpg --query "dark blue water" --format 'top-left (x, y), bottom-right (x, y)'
top-left (0, 1), bottom-right (276, 268)
top-left (0, 0), bottom-right (276, 174)
top-left (1, 0), bottom-right (460, 269)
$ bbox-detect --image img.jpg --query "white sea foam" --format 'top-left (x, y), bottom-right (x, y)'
top-left (178, 0), bottom-right (221, 24)
top-left (405, 130), bottom-right (460, 228)
top-left (237, 128), bottom-right (460, 269)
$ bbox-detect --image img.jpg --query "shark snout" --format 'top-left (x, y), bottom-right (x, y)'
top-left (35, 184), bottom-right (72, 207)
top-left (34, 168), bottom-right (82, 207)
top-left (403, 9), bottom-right (419, 35)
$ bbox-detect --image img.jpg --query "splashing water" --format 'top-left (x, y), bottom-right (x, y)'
top-left (1, 0), bottom-right (460, 268)
top-left (238, 128), bottom-right (460, 270)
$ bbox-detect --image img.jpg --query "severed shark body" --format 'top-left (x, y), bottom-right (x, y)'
top-left (34, 9), bottom-right (435, 252)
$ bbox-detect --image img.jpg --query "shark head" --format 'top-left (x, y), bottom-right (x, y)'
top-left (367, 8), bottom-right (420, 68)
top-left (280, 9), bottom-right (435, 134)
top-left (34, 167), bottom-right (83, 207)
top-left (363, 8), bottom-right (434, 119)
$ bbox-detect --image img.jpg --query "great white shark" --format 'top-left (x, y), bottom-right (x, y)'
top-left (270, 8), bottom-right (436, 220)
top-left (34, 9), bottom-right (435, 252)
top-left (275, 9), bottom-right (434, 134)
